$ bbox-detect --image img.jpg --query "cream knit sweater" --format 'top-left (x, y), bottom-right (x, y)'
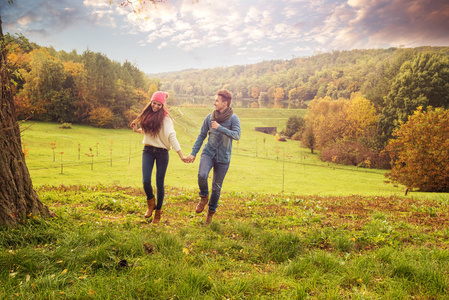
top-left (142, 116), bottom-right (181, 152)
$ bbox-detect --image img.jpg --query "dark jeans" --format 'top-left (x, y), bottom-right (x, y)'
top-left (142, 146), bottom-right (169, 210)
top-left (198, 153), bottom-right (230, 212)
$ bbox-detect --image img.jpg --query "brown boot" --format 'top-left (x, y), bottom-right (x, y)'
top-left (205, 210), bottom-right (215, 226)
top-left (195, 195), bottom-right (209, 213)
top-left (144, 197), bottom-right (156, 218)
top-left (153, 209), bottom-right (161, 224)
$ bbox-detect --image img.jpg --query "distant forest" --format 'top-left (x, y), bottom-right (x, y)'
top-left (158, 46), bottom-right (449, 111)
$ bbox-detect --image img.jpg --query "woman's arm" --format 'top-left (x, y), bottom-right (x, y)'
top-left (176, 149), bottom-right (188, 162)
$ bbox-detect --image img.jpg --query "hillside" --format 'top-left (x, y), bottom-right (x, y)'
top-left (156, 46), bottom-right (449, 110)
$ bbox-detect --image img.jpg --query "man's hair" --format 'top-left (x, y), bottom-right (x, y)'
top-left (217, 89), bottom-right (232, 107)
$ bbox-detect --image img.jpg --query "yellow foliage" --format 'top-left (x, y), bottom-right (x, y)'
top-left (148, 83), bottom-right (158, 99)
top-left (343, 93), bottom-right (377, 139)
top-left (305, 95), bottom-right (378, 149)
top-left (63, 61), bottom-right (85, 76)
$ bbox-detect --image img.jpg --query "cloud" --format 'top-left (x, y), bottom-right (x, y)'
top-left (3, 0), bottom-right (93, 34)
top-left (16, 13), bottom-right (40, 28)
top-left (317, 0), bottom-right (449, 50)
top-left (3, 0), bottom-right (448, 73)
top-left (122, 0), bottom-right (309, 54)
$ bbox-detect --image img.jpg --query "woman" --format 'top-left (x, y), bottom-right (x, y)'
top-left (131, 91), bottom-right (186, 224)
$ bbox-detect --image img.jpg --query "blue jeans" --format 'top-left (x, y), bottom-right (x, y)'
top-left (198, 153), bottom-right (230, 212)
top-left (142, 146), bottom-right (169, 210)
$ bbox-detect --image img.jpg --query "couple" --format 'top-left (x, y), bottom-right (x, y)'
top-left (131, 89), bottom-right (241, 225)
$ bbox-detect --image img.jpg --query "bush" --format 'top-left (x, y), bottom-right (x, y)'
top-left (59, 122), bottom-right (72, 129)
top-left (291, 131), bottom-right (302, 141)
top-left (320, 140), bottom-right (390, 169)
top-left (284, 115), bottom-right (305, 138)
top-left (89, 107), bottom-right (115, 128)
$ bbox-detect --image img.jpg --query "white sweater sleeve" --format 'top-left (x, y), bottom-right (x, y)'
top-left (164, 117), bottom-right (182, 153)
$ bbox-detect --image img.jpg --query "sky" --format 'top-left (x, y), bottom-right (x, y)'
top-left (1, 0), bottom-right (449, 74)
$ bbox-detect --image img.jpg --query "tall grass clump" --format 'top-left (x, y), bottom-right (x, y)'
top-left (260, 231), bottom-right (303, 263)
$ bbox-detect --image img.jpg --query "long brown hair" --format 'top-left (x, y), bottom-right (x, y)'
top-left (133, 101), bottom-right (167, 137)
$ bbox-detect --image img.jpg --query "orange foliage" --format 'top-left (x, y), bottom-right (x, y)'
top-left (89, 107), bottom-right (115, 128)
top-left (251, 86), bottom-right (260, 99)
top-left (306, 95), bottom-right (377, 149)
top-left (386, 107), bottom-right (449, 192)
top-left (62, 61), bottom-right (84, 76)
top-left (273, 87), bottom-right (284, 108)
top-left (7, 47), bottom-right (31, 69)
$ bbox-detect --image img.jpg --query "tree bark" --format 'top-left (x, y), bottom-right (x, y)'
top-left (0, 16), bottom-right (53, 226)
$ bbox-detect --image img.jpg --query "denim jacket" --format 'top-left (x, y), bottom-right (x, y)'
top-left (190, 113), bottom-right (241, 164)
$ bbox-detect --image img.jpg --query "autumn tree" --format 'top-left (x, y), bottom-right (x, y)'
top-left (148, 83), bottom-right (158, 100)
top-left (0, 0), bottom-right (158, 226)
top-left (0, 16), bottom-right (53, 226)
top-left (306, 96), bottom-right (346, 149)
top-left (250, 86), bottom-right (260, 99)
top-left (343, 93), bottom-right (378, 140)
top-left (385, 107), bottom-right (449, 192)
top-left (273, 87), bottom-right (284, 108)
top-left (304, 95), bottom-right (386, 167)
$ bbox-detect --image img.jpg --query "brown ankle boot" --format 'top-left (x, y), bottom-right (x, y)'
top-left (205, 210), bottom-right (215, 226)
top-left (145, 197), bottom-right (156, 218)
top-left (196, 195), bottom-right (209, 213)
top-left (153, 209), bottom-right (161, 224)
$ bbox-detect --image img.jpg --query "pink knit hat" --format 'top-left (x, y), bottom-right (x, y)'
top-left (151, 91), bottom-right (168, 105)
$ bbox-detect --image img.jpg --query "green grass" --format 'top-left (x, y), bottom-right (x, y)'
top-left (7, 108), bottom-right (448, 298)
top-left (1, 186), bottom-right (449, 299)
top-left (19, 107), bottom-right (448, 200)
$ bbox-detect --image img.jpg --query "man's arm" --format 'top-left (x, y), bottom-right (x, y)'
top-left (189, 114), bottom-right (211, 157)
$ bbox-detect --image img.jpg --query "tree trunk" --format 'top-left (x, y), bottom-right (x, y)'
top-left (0, 16), bottom-right (53, 226)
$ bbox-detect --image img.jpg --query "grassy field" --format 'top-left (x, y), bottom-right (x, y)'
top-left (1, 186), bottom-right (448, 299)
top-left (2, 107), bottom-right (447, 299)
top-left (0, 108), bottom-right (449, 299)
top-left (19, 107), bottom-right (446, 200)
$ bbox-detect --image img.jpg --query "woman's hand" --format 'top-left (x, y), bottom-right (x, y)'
top-left (131, 123), bottom-right (141, 133)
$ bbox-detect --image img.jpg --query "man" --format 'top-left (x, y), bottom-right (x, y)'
top-left (186, 89), bottom-right (241, 225)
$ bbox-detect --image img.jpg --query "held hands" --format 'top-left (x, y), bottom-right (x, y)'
top-left (179, 152), bottom-right (195, 163)
top-left (180, 121), bottom-right (218, 164)
top-left (183, 154), bottom-right (196, 163)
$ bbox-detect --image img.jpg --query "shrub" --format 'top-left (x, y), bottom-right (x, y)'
top-left (291, 131), bottom-right (302, 141)
top-left (320, 140), bottom-right (390, 169)
top-left (59, 122), bottom-right (72, 129)
top-left (89, 107), bottom-right (115, 128)
top-left (284, 115), bottom-right (305, 138)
